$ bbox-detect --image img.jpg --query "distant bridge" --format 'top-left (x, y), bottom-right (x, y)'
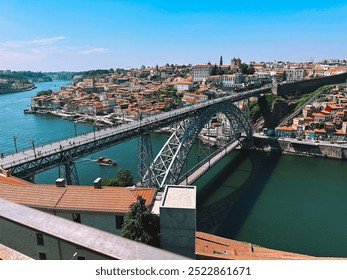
top-left (0, 85), bottom-right (271, 188)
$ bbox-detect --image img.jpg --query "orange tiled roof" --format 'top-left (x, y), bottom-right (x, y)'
top-left (275, 126), bottom-right (296, 131)
top-left (55, 187), bottom-right (156, 213)
top-left (0, 184), bottom-right (65, 209)
top-left (0, 176), bottom-right (156, 213)
top-left (195, 231), bottom-right (344, 260)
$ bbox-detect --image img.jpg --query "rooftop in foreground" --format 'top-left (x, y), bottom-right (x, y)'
top-left (161, 185), bottom-right (196, 209)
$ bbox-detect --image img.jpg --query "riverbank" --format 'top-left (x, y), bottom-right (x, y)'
top-left (34, 109), bottom-right (128, 127)
top-left (0, 84), bottom-right (36, 94)
top-left (254, 134), bottom-right (347, 159)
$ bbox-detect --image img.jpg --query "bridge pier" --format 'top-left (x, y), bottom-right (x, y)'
top-left (59, 162), bottom-right (79, 185)
top-left (136, 132), bottom-right (153, 186)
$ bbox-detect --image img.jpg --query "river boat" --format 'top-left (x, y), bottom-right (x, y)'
top-left (96, 156), bottom-right (117, 166)
top-left (23, 109), bottom-right (36, 114)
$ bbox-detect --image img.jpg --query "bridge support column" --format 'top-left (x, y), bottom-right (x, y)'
top-left (59, 162), bottom-right (80, 185)
top-left (137, 133), bottom-right (153, 187)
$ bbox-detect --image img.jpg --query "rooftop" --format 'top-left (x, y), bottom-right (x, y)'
top-left (0, 175), bottom-right (156, 213)
top-left (161, 185), bottom-right (196, 209)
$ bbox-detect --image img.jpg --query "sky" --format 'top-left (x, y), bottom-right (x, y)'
top-left (0, 0), bottom-right (346, 71)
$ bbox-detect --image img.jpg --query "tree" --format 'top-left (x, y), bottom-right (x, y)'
top-left (121, 196), bottom-right (160, 247)
top-left (239, 63), bottom-right (255, 75)
top-left (101, 168), bottom-right (133, 186)
top-left (36, 89), bottom-right (53, 96)
top-left (220, 56), bottom-right (223, 66)
top-left (114, 168), bottom-right (133, 186)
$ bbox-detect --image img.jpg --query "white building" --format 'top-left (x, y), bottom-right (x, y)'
top-left (0, 174), bottom-right (157, 260)
top-left (221, 73), bottom-right (244, 87)
top-left (286, 68), bottom-right (305, 82)
top-left (192, 64), bottom-right (213, 82)
top-left (175, 81), bottom-right (194, 92)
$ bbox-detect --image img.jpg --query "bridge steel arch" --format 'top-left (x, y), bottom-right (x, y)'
top-left (141, 100), bottom-right (252, 189)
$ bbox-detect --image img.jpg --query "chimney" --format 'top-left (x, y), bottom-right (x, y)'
top-left (93, 177), bottom-right (102, 189)
top-left (56, 178), bottom-right (66, 187)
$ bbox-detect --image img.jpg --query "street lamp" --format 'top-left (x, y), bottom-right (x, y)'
top-left (13, 136), bottom-right (18, 153)
top-left (73, 121), bottom-right (77, 137)
top-left (32, 140), bottom-right (36, 158)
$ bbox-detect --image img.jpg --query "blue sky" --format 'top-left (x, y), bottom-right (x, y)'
top-left (0, 0), bottom-right (346, 71)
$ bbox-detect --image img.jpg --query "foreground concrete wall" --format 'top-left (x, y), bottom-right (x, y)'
top-left (160, 185), bottom-right (196, 258)
top-left (0, 218), bottom-right (107, 260)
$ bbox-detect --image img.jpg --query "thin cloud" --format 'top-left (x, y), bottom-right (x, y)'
top-left (1, 36), bottom-right (66, 48)
top-left (81, 48), bottom-right (108, 55)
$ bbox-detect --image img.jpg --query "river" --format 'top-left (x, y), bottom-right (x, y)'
top-left (1, 80), bottom-right (347, 257)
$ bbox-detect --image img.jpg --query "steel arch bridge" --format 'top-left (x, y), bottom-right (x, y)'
top-left (141, 100), bottom-right (252, 189)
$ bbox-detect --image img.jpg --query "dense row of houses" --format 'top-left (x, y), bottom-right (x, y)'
top-left (30, 59), bottom-right (347, 121)
top-left (275, 85), bottom-right (347, 141)
top-left (192, 59), bottom-right (347, 88)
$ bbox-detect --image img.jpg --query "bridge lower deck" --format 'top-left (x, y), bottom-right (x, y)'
top-left (179, 140), bottom-right (240, 185)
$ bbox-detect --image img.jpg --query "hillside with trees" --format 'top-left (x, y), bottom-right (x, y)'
top-left (0, 73), bottom-right (36, 94)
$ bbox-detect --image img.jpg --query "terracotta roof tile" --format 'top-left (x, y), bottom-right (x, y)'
top-left (0, 176), bottom-right (156, 213)
top-left (0, 184), bottom-right (65, 209)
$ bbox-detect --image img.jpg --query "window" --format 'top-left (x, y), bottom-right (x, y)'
top-left (36, 233), bottom-right (44, 246)
top-left (38, 252), bottom-right (47, 260)
top-left (72, 213), bottom-right (81, 223)
top-left (115, 215), bottom-right (124, 229)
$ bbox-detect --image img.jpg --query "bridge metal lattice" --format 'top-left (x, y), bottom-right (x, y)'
top-left (136, 132), bottom-right (153, 185)
top-left (141, 100), bottom-right (252, 189)
top-left (1, 85), bottom-right (270, 183)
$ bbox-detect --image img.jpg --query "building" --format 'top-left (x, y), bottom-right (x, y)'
top-left (275, 126), bottom-right (297, 138)
top-left (285, 68), bottom-right (305, 82)
top-left (221, 73), bottom-right (244, 87)
top-left (175, 81), bottom-right (194, 92)
top-left (0, 173), bottom-right (157, 259)
top-left (192, 64), bottom-right (213, 82)
top-left (159, 185), bottom-right (196, 258)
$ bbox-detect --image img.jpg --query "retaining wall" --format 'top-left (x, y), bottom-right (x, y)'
top-left (254, 137), bottom-right (347, 159)
top-left (275, 73), bottom-right (347, 96)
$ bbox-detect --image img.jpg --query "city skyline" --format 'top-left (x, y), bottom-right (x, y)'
top-left (0, 0), bottom-right (346, 71)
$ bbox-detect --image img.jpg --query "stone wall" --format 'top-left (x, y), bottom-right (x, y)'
top-left (275, 73), bottom-right (347, 96)
top-left (254, 137), bottom-right (347, 159)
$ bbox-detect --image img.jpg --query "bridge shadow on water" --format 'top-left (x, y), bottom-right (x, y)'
top-left (196, 149), bottom-right (282, 239)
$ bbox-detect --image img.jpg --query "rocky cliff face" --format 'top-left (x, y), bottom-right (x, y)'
top-left (258, 95), bottom-right (290, 128)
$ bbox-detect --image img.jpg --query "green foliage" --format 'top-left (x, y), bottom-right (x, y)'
top-left (0, 71), bottom-right (52, 82)
top-left (121, 196), bottom-right (160, 247)
top-left (293, 85), bottom-right (331, 111)
top-left (75, 69), bottom-right (114, 78)
top-left (101, 177), bottom-right (117, 186)
top-left (239, 63), bottom-right (255, 75)
top-left (102, 168), bottom-right (133, 187)
top-left (264, 93), bottom-right (285, 104)
top-left (114, 168), bottom-right (133, 186)
top-left (294, 92), bottom-right (315, 111)
top-left (249, 100), bottom-right (261, 122)
top-left (36, 89), bottom-right (53, 96)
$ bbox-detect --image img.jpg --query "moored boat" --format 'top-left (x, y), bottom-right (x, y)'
top-left (96, 156), bottom-right (117, 166)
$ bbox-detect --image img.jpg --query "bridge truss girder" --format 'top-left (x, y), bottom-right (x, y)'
top-left (6, 113), bottom-right (190, 182)
top-left (141, 100), bottom-right (252, 189)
